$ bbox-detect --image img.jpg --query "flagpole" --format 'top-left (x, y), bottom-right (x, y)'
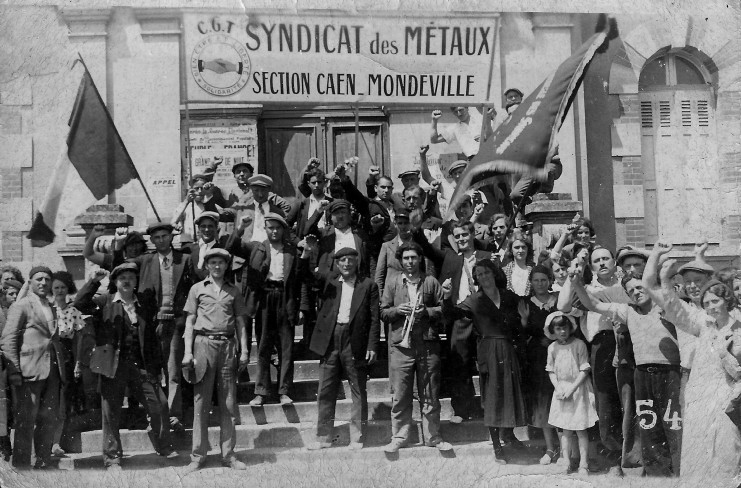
top-left (185, 101), bottom-right (197, 240)
top-left (479, 16), bottom-right (500, 144)
top-left (75, 53), bottom-right (162, 222)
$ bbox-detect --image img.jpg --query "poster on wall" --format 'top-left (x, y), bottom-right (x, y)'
top-left (183, 13), bottom-right (499, 105)
top-left (185, 118), bottom-right (258, 197)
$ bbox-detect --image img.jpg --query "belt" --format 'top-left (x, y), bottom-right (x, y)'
top-left (264, 280), bottom-right (283, 288)
top-left (637, 364), bottom-right (680, 374)
top-left (336, 322), bottom-right (349, 327)
top-left (195, 331), bottom-right (234, 341)
top-left (480, 335), bottom-right (510, 340)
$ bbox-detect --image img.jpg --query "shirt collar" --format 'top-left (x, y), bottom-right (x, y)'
top-left (402, 274), bottom-right (422, 286)
top-left (309, 194), bottom-right (324, 204)
top-left (113, 292), bottom-right (138, 305)
top-left (338, 274), bottom-right (357, 285)
top-left (336, 226), bottom-right (353, 236)
top-left (158, 250), bottom-right (174, 263)
top-left (199, 238), bottom-right (216, 248)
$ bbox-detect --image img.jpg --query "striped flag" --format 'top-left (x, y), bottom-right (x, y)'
top-left (27, 66), bottom-right (139, 247)
top-left (448, 15), bottom-right (618, 216)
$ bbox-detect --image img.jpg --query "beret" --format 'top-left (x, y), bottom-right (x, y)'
top-left (121, 231), bottom-right (146, 248)
top-left (111, 262), bottom-right (138, 281)
top-left (195, 211), bottom-right (220, 226)
top-left (29, 266), bottom-right (53, 280)
top-left (204, 248), bottom-right (231, 262)
top-left (3, 279), bottom-right (22, 291)
top-left (264, 212), bottom-right (288, 228)
top-left (334, 247), bottom-right (359, 259)
top-left (247, 174), bottom-right (273, 187)
top-left (328, 199), bottom-right (351, 214)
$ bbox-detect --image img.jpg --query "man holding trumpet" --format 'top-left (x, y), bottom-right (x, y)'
top-left (380, 242), bottom-right (452, 452)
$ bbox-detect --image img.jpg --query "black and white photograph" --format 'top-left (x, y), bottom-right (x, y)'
top-left (0, 0), bottom-right (740, 486)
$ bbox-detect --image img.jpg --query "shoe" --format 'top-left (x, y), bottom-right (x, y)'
top-left (51, 444), bottom-right (66, 457)
top-left (224, 457), bottom-right (247, 470)
top-left (279, 394), bottom-right (293, 405)
top-left (492, 447), bottom-right (507, 465)
top-left (159, 450), bottom-right (179, 460)
top-left (182, 461), bottom-right (202, 476)
top-left (539, 449), bottom-right (558, 465)
top-left (383, 439), bottom-right (406, 453)
top-left (434, 441), bottom-right (453, 452)
top-left (306, 441), bottom-right (332, 451)
top-left (502, 437), bottom-right (527, 450)
top-left (578, 467), bottom-right (590, 476)
top-left (249, 395), bottom-right (265, 407)
top-left (608, 465), bottom-right (625, 477)
top-left (33, 459), bottom-right (50, 470)
top-left (348, 442), bottom-right (363, 450)
top-left (449, 415), bottom-right (463, 425)
top-left (106, 463), bottom-right (122, 472)
top-left (555, 457), bottom-right (569, 467)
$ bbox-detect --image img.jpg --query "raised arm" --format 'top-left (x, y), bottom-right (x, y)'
top-left (430, 110), bottom-right (446, 144)
top-left (73, 270), bottom-right (108, 314)
top-left (418, 145), bottom-right (435, 185)
top-left (83, 225), bottom-right (113, 269)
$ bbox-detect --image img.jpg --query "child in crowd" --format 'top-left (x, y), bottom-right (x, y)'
top-left (545, 311), bottom-right (598, 476)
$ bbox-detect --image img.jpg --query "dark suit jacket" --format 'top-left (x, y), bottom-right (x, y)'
top-left (0, 295), bottom-right (66, 382)
top-left (286, 195), bottom-right (334, 239)
top-left (308, 263), bottom-right (380, 363)
top-left (316, 229), bottom-right (371, 280)
top-left (242, 240), bottom-right (304, 324)
top-left (128, 250), bottom-right (193, 322)
top-left (74, 280), bottom-right (163, 376)
top-left (183, 234), bottom-right (251, 282)
top-left (380, 274), bottom-right (443, 345)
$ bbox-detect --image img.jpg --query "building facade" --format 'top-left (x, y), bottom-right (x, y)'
top-left (0, 3), bottom-right (738, 278)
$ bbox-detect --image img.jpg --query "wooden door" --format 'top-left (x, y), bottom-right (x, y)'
top-left (262, 121), bottom-right (323, 198)
top-left (327, 122), bottom-right (384, 189)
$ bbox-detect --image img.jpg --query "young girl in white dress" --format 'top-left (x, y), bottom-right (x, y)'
top-left (544, 311), bottom-right (598, 475)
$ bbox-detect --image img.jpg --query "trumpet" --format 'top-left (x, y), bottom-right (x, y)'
top-left (399, 292), bottom-right (423, 349)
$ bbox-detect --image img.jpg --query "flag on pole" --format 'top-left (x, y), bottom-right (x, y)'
top-left (27, 66), bottom-right (139, 247)
top-left (447, 15), bottom-right (618, 216)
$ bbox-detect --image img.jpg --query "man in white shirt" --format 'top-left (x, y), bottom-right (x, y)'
top-left (221, 174), bottom-right (287, 244)
top-left (316, 200), bottom-right (368, 277)
top-left (430, 106), bottom-right (493, 159)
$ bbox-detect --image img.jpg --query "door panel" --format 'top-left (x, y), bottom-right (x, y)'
top-left (328, 123), bottom-right (383, 188)
top-left (263, 125), bottom-right (319, 198)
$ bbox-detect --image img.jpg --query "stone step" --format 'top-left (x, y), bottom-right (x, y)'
top-left (245, 358), bottom-right (391, 383)
top-left (75, 419), bottom-right (496, 453)
top-left (213, 396), bottom-right (483, 425)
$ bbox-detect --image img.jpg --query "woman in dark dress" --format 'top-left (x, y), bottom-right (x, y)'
top-left (442, 259), bottom-right (527, 464)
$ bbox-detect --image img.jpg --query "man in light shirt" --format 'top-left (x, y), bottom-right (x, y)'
top-left (430, 106), bottom-right (493, 159)
top-left (315, 200), bottom-right (369, 277)
top-left (222, 174), bottom-right (287, 244)
top-left (246, 213), bottom-right (304, 407)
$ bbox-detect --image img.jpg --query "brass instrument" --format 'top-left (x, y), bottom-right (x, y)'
top-left (399, 291), bottom-right (422, 349)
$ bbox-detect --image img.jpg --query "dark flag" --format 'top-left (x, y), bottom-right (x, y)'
top-left (448, 15), bottom-right (618, 216)
top-left (28, 67), bottom-right (139, 247)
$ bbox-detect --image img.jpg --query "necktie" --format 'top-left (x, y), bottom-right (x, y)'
top-left (163, 257), bottom-right (170, 269)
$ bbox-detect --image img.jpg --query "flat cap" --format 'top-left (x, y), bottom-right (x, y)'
top-left (204, 248), bottom-right (231, 262)
top-left (111, 262), bottom-right (138, 281)
top-left (328, 199), bottom-right (351, 214)
top-left (397, 169), bottom-right (420, 179)
top-left (121, 231), bottom-right (146, 248)
top-left (231, 161), bottom-right (254, 173)
top-left (504, 87), bottom-right (524, 97)
top-left (195, 211), bottom-right (220, 226)
top-left (264, 212), bottom-right (288, 228)
top-left (394, 208), bottom-right (410, 220)
top-left (616, 246), bottom-right (649, 266)
top-left (334, 247), bottom-right (359, 259)
top-left (247, 174), bottom-right (273, 187)
top-left (146, 220), bottom-right (174, 235)
top-left (447, 160), bottom-right (468, 176)
top-left (678, 260), bottom-right (715, 275)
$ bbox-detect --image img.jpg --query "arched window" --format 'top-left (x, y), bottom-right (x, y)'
top-left (639, 49), bottom-right (718, 244)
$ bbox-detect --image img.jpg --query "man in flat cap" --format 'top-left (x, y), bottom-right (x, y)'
top-left (222, 174), bottom-right (288, 245)
top-left (183, 211), bottom-right (253, 283)
top-left (219, 162), bottom-right (291, 219)
top-left (302, 244), bottom-right (380, 450)
top-left (0, 266), bottom-right (65, 468)
top-left (182, 248), bottom-right (249, 474)
top-left (121, 220), bottom-right (194, 433)
top-left (313, 200), bottom-right (369, 278)
top-left (246, 213), bottom-right (305, 406)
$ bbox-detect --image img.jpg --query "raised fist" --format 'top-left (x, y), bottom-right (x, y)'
top-left (431, 110), bottom-right (443, 120)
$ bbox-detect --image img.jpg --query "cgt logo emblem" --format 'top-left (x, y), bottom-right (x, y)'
top-left (191, 34), bottom-right (251, 96)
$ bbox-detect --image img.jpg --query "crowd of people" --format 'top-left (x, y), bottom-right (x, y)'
top-left (0, 104), bottom-right (739, 487)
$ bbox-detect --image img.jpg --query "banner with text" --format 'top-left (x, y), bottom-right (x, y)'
top-left (184, 13), bottom-right (499, 104)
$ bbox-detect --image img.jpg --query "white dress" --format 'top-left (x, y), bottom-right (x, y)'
top-left (546, 338), bottom-right (599, 431)
top-left (661, 292), bottom-right (741, 488)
